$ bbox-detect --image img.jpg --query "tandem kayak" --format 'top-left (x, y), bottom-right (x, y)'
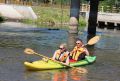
top-left (24, 56), bottom-right (96, 70)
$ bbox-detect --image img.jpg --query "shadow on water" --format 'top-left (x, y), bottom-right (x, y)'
top-left (0, 22), bottom-right (120, 81)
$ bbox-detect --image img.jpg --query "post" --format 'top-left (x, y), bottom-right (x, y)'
top-left (88, 0), bottom-right (99, 35)
top-left (69, 0), bottom-right (80, 34)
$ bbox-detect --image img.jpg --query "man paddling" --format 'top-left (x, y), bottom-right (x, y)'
top-left (69, 39), bottom-right (89, 62)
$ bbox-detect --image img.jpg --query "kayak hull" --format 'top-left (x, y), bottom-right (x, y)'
top-left (24, 56), bottom-right (96, 70)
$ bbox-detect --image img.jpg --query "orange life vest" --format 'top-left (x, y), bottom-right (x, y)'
top-left (70, 46), bottom-right (85, 61)
top-left (55, 50), bottom-right (69, 62)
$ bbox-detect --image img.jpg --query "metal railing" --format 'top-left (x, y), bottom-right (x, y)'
top-left (80, 4), bottom-right (120, 13)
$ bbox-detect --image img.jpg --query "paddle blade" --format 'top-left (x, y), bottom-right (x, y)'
top-left (87, 36), bottom-right (100, 45)
top-left (24, 48), bottom-right (35, 55)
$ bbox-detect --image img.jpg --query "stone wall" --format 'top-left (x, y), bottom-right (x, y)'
top-left (0, 4), bottom-right (37, 20)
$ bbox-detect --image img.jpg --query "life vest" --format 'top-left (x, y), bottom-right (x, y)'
top-left (70, 46), bottom-right (85, 61)
top-left (55, 50), bottom-right (69, 62)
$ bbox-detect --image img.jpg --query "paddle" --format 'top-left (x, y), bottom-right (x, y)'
top-left (85, 35), bottom-right (100, 46)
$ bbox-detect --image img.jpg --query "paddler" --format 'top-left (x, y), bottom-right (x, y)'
top-left (69, 39), bottom-right (89, 62)
top-left (52, 43), bottom-right (70, 65)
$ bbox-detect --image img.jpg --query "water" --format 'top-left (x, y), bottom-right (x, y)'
top-left (0, 22), bottom-right (120, 81)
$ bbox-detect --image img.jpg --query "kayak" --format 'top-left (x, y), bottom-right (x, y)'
top-left (24, 56), bottom-right (96, 70)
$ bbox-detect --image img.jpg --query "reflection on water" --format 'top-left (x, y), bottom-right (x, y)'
top-left (24, 69), bottom-right (87, 81)
top-left (0, 22), bottom-right (120, 81)
top-left (67, 33), bottom-right (78, 50)
top-left (0, 22), bottom-right (68, 50)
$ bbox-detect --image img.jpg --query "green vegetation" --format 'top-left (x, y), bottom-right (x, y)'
top-left (100, 0), bottom-right (120, 7)
top-left (99, 0), bottom-right (120, 12)
top-left (33, 6), bottom-right (69, 25)
top-left (0, 16), bottom-right (4, 22)
top-left (22, 5), bottom-right (86, 29)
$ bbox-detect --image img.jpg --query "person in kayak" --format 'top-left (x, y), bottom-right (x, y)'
top-left (52, 43), bottom-right (70, 65)
top-left (69, 39), bottom-right (89, 62)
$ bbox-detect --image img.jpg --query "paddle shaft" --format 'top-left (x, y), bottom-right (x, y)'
top-left (33, 52), bottom-right (73, 67)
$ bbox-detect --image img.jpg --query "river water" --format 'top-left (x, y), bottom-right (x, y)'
top-left (0, 22), bottom-right (120, 81)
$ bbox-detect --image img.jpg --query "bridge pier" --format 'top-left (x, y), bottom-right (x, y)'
top-left (117, 23), bottom-right (120, 30)
top-left (69, 0), bottom-right (80, 34)
top-left (98, 21), bottom-right (106, 29)
top-left (107, 22), bottom-right (115, 29)
top-left (98, 21), bottom-right (117, 29)
top-left (88, 0), bottom-right (99, 35)
top-left (97, 21), bottom-right (120, 30)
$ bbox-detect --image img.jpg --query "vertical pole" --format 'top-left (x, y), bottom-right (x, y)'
top-left (69, 0), bottom-right (80, 34)
top-left (68, 0), bottom-right (80, 49)
top-left (88, 0), bottom-right (99, 35)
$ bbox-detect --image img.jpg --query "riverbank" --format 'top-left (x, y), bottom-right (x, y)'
top-left (22, 5), bottom-right (86, 29)
top-left (0, 4), bottom-right (87, 29)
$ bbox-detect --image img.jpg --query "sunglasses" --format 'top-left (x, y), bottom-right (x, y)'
top-left (59, 48), bottom-right (64, 50)
top-left (76, 43), bottom-right (80, 44)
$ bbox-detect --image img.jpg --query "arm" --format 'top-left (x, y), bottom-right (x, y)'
top-left (60, 51), bottom-right (70, 65)
top-left (52, 51), bottom-right (57, 60)
top-left (65, 51), bottom-right (70, 65)
top-left (84, 48), bottom-right (89, 56)
top-left (60, 56), bottom-right (69, 65)
top-left (65, 56), bottom-right (69, 65)
top-left (69, 47), bottom-right (75, 57)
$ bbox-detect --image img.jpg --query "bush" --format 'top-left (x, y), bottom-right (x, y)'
top-left (0, 16), bottom-right (4, 22)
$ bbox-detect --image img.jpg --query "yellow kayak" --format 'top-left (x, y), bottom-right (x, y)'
top-left (24, 56), bottom-right (96, 70)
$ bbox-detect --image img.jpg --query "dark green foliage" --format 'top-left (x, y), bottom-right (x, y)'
top-left (0, 16), bottom-right (4, 22)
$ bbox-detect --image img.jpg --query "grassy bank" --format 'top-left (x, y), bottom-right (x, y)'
top-left (22, 5), bottom-right (86, 29)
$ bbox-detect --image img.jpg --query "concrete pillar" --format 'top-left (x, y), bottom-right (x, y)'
top-left (116, 23), bottom-right (120, 30)
top-left (88, 0), bottom-right (99, 35)
top-left (69, 0), bottom-right (80, 34)
top-left (98, 21), bottom-right (106, 29)
top-left (107, 22), bottom-right (115, 29)
top-left (69, 17), bottom-right (79, 34)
